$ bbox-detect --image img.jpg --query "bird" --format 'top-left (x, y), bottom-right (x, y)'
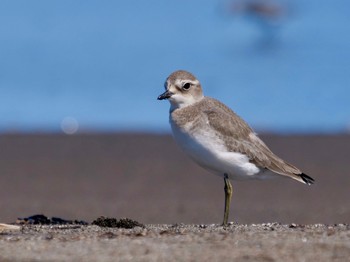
top-left (157, 70), bottom-right (314, 226)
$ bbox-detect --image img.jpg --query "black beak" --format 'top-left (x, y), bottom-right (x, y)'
top-left (157, 90), bottom-right (173, 100)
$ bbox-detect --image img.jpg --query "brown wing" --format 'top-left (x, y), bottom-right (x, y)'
top-left (203, 98), bottom-right (303, 179)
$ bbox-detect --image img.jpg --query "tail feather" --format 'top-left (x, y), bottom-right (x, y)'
top-left (299, 173), bottom-right (315, 185)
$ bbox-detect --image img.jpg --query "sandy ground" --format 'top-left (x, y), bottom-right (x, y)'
top-left (1, 223), bottom-right (349, 261)
top-left (0, 133), bottom-right (349, 260)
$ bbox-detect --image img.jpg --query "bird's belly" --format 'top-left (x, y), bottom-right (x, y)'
top-left (171, 123), bottom-right (262, 180)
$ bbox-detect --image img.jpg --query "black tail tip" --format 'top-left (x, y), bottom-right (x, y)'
top-left (300, 173), bottom-right (315, 185)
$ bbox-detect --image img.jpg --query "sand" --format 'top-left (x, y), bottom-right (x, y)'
top-left (1, 223), bottom-right (349, 261)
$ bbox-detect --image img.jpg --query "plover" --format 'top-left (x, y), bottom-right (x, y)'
top-left (157, 70), bottom-right (314, 226)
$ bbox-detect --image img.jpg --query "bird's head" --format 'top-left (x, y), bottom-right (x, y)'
top-left (158, 70), bottom-right (204, 110)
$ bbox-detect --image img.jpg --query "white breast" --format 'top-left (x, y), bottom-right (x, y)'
top-left (170, 117), bottom-right (261, 181)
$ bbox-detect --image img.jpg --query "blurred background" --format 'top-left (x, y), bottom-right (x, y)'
top-left (0, 0), bottom-right (349, 224)
top-left (1, 0), bottom-right (349, 133)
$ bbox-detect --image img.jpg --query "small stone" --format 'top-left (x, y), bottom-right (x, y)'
top-left (135, 228), bottom-right (148, 237)
top-left (0, 223), bottom-right (21, 232)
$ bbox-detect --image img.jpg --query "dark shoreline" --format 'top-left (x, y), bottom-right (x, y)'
top-left (0, 133), bottom-right (349, 225)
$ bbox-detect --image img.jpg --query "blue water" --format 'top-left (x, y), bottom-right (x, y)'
top-left (0, 0), bottom-right (349, 133)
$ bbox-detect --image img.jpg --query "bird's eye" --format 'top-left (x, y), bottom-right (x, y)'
top-left (183, 83), bottom-right (191, 90)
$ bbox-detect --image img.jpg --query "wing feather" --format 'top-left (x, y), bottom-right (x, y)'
top-left (203, 98), bottom-right (303, 178)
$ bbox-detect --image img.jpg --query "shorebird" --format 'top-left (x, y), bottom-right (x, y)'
top-left (157, 70), bottom-right (314, 226)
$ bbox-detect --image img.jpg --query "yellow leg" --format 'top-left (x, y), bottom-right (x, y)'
top-left (222, 174), bottom-right (233, 226)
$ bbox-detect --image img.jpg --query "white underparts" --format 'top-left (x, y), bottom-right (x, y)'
top-left (170, 118), bottom-right (266, 181)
